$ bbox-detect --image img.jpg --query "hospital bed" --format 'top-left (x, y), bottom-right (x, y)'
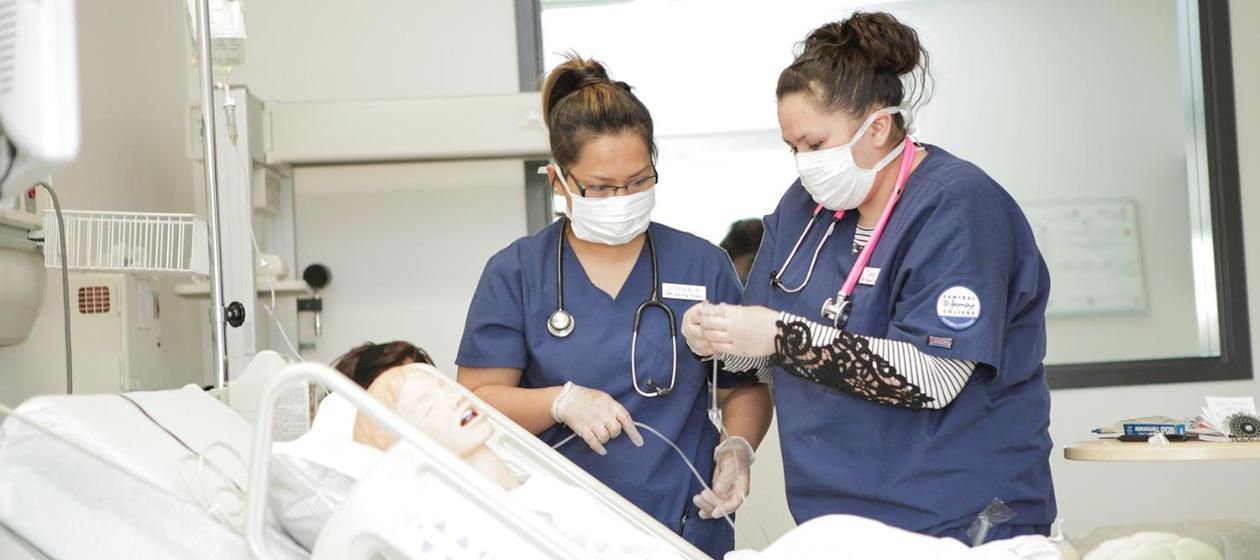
top-left (0, 362), bottom-right (710, 559)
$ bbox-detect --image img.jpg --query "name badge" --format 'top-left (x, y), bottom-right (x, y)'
top-left (859, 267), bottom-right (881, 286)
top-left (662, 283), bottom-right (707, 301)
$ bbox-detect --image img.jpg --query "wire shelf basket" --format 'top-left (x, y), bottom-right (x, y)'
top-left (43, 210), bottom-right (209, 276)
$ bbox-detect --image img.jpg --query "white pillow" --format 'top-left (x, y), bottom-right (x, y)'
top-left (1084, 532), bottom-right (1223, 560)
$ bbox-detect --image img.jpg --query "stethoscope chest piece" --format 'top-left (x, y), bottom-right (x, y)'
top-left (549, 220), bottom-right (678, 398)
top-left (820, 296), bottom-right (852, 329)
top-left (547, 309), bottom-right (575, 338)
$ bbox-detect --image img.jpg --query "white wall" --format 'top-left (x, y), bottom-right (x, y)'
top-left (223, 0), bottom-right (519, 102)
top-left (0, 0), bottom-right (204, 403)
top-left (291, 161), bottom-right (528, 372)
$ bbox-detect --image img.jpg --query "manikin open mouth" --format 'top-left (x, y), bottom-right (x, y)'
top-left (460, 409), bottom-right (479, 427)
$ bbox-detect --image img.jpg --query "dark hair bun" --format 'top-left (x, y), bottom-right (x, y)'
top-left (804, 11), bottom-right (921, 76)
top-left (543, 54), bottom-right (612, 123)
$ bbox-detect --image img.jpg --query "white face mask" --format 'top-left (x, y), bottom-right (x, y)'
top-left (555, 165), bottom-right (655, 245)
top-left (794, 107), bottom-right (908, 210)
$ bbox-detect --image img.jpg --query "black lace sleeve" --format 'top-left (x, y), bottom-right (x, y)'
top-left (769, 319), bottom-right (936, 409)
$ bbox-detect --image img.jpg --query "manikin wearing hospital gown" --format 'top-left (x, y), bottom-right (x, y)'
top-left (273, 364), bottom-right (1067, 559)
top-left (272, 364), bottom-right (673, 558)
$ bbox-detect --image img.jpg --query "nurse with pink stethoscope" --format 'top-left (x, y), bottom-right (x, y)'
top-left (682, 10), bottom-right (1058, 543)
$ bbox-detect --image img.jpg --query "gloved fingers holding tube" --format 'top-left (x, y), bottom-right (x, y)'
top-left (551, 381), bottom-right (645, 456)
top-left (693, 436), bottom-right (754, 519)
top-left (698, 304), bottom-right (779, 358)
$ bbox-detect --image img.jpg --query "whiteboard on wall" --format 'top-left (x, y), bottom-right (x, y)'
top-left (1024, 200), bottom-right (1147, 316)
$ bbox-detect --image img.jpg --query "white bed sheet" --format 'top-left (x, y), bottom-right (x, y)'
top-left (0, 386), bottom-right (306, 559)
top-left (0, 422), bottom-right (262, 559)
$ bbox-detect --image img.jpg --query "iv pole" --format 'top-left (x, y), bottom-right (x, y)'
top-left (194, 0), bottom-right (230, 388)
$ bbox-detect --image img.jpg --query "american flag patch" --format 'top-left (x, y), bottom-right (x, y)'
top-left (927, 336), bottom-right (954, 349)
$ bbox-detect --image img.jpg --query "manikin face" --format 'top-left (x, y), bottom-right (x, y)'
top-left (355, 365), bottom-right (494, 457)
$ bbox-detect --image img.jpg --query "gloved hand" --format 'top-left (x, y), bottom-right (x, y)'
top-left (693, 436), bottom-right (754, 519)
top-left (698, 304), bottom-right (780, 358)
top-left (682, 302), bottom-right (716, 357)
top-left (551, 382), bottom-right (644, 456)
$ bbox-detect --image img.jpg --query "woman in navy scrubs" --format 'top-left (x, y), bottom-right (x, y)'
top-left (684, 12), bottom-right (1056, 543)
top-left (457, 55), bottom-right (773, 557)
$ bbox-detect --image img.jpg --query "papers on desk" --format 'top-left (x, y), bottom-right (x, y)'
top-left (1195, 396), bottom-right (1258, 442)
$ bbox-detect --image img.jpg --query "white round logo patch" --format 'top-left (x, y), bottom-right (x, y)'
top-left (937, 286), bottom-right (981, 331)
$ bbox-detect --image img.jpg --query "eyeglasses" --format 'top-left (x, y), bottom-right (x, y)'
top-left (567, 170), bottom-right (659, 198)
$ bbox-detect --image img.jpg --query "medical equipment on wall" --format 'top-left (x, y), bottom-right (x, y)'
top-left (297, 264), bottom-right (331, 345)
top-left (183, 85), bottom-right (307, 385)
top-left (61, 273), bottom-right (164, 393)
top-left (35, 209), bottom-right (212, 393)
top-left (246, 362), bottom-right (710, 559)
top-left (769, 136), bottom-right (917, 328)
top-left (549, 220), bottom-right (678, 397)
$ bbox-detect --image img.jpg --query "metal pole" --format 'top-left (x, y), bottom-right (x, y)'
top-left (195, 0), bottom-right (230, 388)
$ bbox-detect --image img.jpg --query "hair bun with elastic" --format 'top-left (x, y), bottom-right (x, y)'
top-left (804, 11), bottom-right (921, 76)
top-left (543, 54), bottom-right (613, 123)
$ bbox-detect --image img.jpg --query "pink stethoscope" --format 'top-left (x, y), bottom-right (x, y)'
top-left (769, 135), bottom-right (918, 328)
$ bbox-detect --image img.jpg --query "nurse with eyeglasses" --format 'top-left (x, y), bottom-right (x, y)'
top-left (456, 54), bottom-right (773, 557)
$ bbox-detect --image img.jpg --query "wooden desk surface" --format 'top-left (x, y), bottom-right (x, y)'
top-left (1064, 439), bottom-right (1260, 461)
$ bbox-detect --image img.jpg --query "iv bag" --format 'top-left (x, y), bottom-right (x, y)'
top-left (185, 0), bottom-right (247, 72)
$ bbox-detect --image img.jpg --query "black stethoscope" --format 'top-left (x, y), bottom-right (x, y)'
top-left (547, 219), bottom-right (678, 398)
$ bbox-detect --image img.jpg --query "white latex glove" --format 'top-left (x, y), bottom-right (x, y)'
top-left (551, 382), bottom-right (644, 456)
top-left (694, 436), bottom-right (753, 519)
top-left (699, 304), bottom-right (779, 358)
top-left (682, 302), bottom-right (716, 357)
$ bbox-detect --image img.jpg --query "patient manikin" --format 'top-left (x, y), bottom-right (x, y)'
top-left (269, 364), bottom-right (672, 559)
top-left (271, 364), bottom-right (1068, 560)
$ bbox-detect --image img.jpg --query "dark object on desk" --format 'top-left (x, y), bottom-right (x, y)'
top-left (1228, 413), bottom-right (1259, 439)
top-left (1117, 434), bottom-right (1191, 442)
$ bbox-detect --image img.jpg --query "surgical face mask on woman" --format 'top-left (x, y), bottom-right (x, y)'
top-left (554, 165), bottom-right (655, 246)
top-left (794, 107), bottom-right (907, 211)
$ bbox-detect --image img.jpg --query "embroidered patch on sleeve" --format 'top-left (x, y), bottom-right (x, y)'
top-left (937, 286), bottom-right (981, 331)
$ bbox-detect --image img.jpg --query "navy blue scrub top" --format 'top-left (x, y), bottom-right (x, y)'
top-left (743, 145), bottom-right (1057, 541)
top-left (457, 220), bottom-right (747, 557)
